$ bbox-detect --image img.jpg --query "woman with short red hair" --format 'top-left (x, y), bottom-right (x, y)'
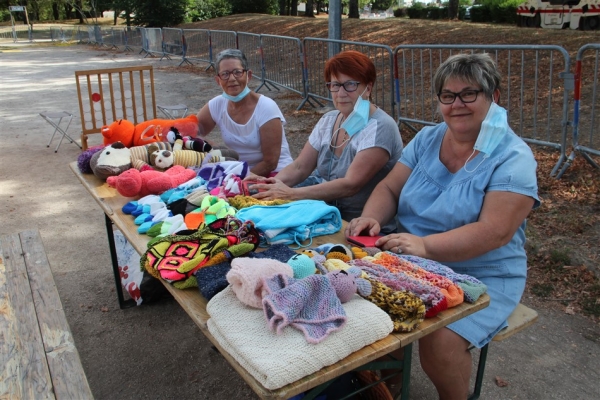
top-left (247, 50), bottom-right (403, 234)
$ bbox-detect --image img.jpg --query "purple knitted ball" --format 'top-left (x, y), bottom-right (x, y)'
top-left (77, 146), bottom-right (103, 174)
top-left (327, 270), bottom-right (357, 303)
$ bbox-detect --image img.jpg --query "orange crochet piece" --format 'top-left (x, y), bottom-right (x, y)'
top-left (373, 252), bottom-right (464, 308)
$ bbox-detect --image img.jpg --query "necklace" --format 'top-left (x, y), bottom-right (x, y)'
top-left (330, 113), bottom-right (349, 149)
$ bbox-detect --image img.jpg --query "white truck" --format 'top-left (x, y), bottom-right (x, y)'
top-left (516, 0), bottom-right (600, 30)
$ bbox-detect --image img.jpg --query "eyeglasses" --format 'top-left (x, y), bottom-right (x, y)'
top-left (217, 69), bottom-right (247, 80)
top-left (437, 89), bottom-right (482, 104)
top-left (326, 81), bottom-right (360, 93)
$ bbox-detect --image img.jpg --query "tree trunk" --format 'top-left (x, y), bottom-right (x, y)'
top-left (305, 0), bottom-right (315, 17)
top-left (52, 2), bottom-right (60, 20)
top-left (448, 0), bottom-right (459, 20)
top-left (78, 0), bottom-right (84, 24)
top-left (291, 0), bottom-right (298, 16)
top-left (348, 0), bottom-right (360, 19)
top-left (279, 0), bottom-right (287, 15)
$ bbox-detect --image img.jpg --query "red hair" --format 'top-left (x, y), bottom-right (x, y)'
top-left (324, 50), bottom-right (377, 85)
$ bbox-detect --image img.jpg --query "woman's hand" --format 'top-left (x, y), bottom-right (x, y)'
top-left (251, 178), bottom-right (296, 200)
top-left (377, 233), bottom-right (427, 257)
top-left (345, 217), bottom-right (381, 238)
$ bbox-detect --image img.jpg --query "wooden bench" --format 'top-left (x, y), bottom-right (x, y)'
top-left (469, 303), bottom-right (539, 400)
top-left (0, 230), bottom-right (93, 399)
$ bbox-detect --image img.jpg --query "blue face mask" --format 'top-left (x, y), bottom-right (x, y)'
top-left (464, 101), bottom-right (509, 172)
top-left (222, 85), bottom-right (251, 102)
top-left (340, 87), bottom-right (370, 137)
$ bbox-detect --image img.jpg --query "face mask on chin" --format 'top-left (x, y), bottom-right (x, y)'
top-left (340, 87), bottom-right (371, 137)
top-left (464, 101), bottom-right (509, 173)
top-left (222, 85), bottom-right (251, 102)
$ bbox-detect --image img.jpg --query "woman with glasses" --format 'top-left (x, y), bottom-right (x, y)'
top-left (196, 49), bottom-right (293, 177)
top-left (248, 50), bottom-right (403, 233)
top-left (346, 53), bottom-right (539, 398)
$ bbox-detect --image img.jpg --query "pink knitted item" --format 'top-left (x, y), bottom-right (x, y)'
top-left (226, 257), bottom-right (293, 308)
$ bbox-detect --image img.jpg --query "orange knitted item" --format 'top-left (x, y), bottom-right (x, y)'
top-left (373, 252), bottom-right (464, 308)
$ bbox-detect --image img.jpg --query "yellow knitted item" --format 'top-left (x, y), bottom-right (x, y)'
top-left (362, 277), bottom-right (426, 332)
top-left (323, 258), bottom-right (351, 272)
top-left (227, 195), bottom-right (292, 210)
top-left (351, 246), bottom-right (368, 259)
top-left (326, 251), bottom-right (351, 262)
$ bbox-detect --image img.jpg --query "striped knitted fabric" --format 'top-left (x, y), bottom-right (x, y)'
top-left (130, 142), bottom-right (173, 170)
top-left (171, 150), bottom-right (209, 167)
top-left (370, 252), bottom-right (464, 308)
top-left (351, 259), bottom-right (448, 318)
top-left (398, 255), bottom-right (488, 303)
top-left (361, 276), bottom-right (425, 332)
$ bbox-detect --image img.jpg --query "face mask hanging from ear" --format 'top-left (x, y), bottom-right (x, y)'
top-left (340, 87), bottom-right (371, 137)
top-left (222, 85), bottom-right (251, 102)
top-left (464, 101), bottom-right (509, 173)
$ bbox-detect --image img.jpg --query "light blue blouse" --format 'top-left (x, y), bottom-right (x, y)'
top-left (398, 123), bottom-right (540, 347)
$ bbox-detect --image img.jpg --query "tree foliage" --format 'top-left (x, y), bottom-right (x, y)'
top-left (188, 0), bottom-right (232, 22)
top-left (131, 0), bottom-right (187, 27)
top-left (229, 0), bottom-right (278, 15)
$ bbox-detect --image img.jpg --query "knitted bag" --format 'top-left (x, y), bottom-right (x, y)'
top-left (140, 216), bottom-right (260, 289)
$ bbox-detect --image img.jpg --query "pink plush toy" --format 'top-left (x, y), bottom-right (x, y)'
top-left (106, 165), bottom-right (196, 198)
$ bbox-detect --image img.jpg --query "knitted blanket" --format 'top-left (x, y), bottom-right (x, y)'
top-left (236, 200), bottom-right (342, 246)
top-left (207, 286), bottom-right (393, 390)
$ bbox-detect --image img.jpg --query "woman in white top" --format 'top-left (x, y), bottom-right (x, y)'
top-left (196, 49), bottom-right (293, 177)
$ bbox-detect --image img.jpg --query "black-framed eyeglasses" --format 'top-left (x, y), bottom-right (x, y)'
top-left (326, 81), bottom-right (360, 93)
top-left (437, 89), bottom-right (482, 104)
top-left (217, 69), bottom-right (247, 80)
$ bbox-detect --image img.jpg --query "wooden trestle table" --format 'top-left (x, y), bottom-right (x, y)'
top-left (70, 161), bottom-right (489, 400)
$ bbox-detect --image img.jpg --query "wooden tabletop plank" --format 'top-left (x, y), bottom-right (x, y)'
top-left (20, 230), bottom-right (93, 400)
top-left (0, 233), bottom-right (55, 400)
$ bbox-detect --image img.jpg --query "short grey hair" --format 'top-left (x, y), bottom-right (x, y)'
top-left (215, 49), bottom-right (248, 71)
top-left (433, 53), bottom-right (501, 101)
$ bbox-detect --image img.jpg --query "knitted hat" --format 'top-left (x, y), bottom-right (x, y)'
top-left (287, 254), bottom-right (316, 279)
top-left (226, 257), bottom-right (293, 308)
top-left (262, 273), bottom-right (347, 344)
top-left (194, 261), bottom-right (231, 300)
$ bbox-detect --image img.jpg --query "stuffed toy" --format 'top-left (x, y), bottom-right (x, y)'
top-left (149, 147), bottom-right (237, 170)
top-left (87, 141), bottom-right (233, 181)
top-left (77, 145), bottom-right (104, 174)
top-left (101, 114), bottom-right (199, 148)
top-left (106, 165), bottom-right (197, 198)
top-left (87, 141), bottom-right (170, 180)
top-left (166, 126), bottom-right (212, 152)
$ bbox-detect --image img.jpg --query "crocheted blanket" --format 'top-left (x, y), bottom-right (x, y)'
top-left (207, 286), bottom-right (393, 390)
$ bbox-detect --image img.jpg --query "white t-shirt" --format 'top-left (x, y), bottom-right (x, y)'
top-left (207, 95), bottom-right (293, 172)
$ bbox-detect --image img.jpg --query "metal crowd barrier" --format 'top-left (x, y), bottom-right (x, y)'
top-left (207, 30), bottom-right (237, 71)
top-left (162, 28), bottom-right (184, 60)
top-left (181, 29), bottom-right (211, 68)
top-left (237, 32), bottom-right (263, 81)
top-left (259, 34), bottom-right (304, 96)
top-left (301, 38), bottom-right (395, 118)
top-left (140, 28), bottom-right (164, 58)
top-left (557, 43), bottom-right (600, 177)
